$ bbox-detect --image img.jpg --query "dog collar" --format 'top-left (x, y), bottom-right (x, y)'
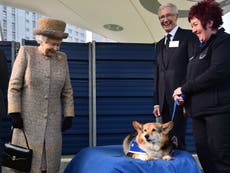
top-left (129, 139), bottom-right (146, 154)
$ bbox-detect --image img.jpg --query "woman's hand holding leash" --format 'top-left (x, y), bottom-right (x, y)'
top-left (173, 87), bottom-right (185, 105)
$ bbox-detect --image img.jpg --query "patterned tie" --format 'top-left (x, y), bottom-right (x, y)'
top-left (163, 34), bottom-right (171, 65)
top-left (165, 34), bottom-right (171, 48)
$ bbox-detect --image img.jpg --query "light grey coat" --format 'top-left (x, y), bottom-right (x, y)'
top-left (8, 46), bottom-right (75, 173)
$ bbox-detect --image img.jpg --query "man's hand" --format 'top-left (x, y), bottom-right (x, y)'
top-left (153, 105), bottom-right (161, 117)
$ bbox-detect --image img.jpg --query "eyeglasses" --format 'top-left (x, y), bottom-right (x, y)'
top-left (159, 13), bottom-right (177, 20)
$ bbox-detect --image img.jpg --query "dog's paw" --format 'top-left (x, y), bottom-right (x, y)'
top-left (162, 155), bottom-right (172, 160)
top-left (133, 154), bottom-right (149, 161)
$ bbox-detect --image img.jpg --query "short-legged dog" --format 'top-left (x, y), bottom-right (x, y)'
top-left (123, 121), bottom-right (174, 161)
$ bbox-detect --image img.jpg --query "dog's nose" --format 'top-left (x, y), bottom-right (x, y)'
top-left (145, 134), bottom-right (149, 140)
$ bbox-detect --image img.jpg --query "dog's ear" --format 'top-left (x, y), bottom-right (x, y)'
top-left (162, 121), bottom-right (174, 134)
top-left (132, 121), bottom-right (143, 132)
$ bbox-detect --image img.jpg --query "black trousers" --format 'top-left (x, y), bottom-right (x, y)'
top-left (192, 112), bottom-right (230, 173)
top-left (162, 99), bottom-right (186, 150)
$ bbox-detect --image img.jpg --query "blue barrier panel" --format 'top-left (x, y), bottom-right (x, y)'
top-left (95, 42), bottom-right (156, 146)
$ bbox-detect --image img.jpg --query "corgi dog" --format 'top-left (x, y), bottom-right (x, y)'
top-left (123, 121), bottom-right (174, 161)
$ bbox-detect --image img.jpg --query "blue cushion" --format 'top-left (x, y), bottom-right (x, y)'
top-left (64, 145), bottom-right (202, 173)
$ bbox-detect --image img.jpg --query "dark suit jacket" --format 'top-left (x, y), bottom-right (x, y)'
top-left (154, 27), bottom-right (198, 114)
top-left (0, 48), bottom-right (8, 115)
top-left (182, 28), bottom-right (230, 117)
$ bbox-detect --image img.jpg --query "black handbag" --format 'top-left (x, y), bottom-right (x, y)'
top-left (1, 128), bottom-right (33, 172)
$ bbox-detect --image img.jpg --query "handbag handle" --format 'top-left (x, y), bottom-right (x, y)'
top-left (10, 128), bottom-right (31, 150)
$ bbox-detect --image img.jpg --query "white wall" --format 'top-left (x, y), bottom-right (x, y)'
top-left (223, 12), bottom-right (230, 33)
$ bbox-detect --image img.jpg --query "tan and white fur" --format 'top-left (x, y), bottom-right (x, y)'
top-left (123, 121), bottom-right (174, 161)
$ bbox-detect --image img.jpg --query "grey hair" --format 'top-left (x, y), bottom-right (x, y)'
top-left (158, 3), bottom-right (178, 16)
top-left (35, 35), bottom-right (48, 44)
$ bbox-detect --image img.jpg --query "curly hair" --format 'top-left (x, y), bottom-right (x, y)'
top-left (188, 0), bottom-right (223, 30)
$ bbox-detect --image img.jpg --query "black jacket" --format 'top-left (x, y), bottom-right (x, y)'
top-left (154, 27), bottom-right (198, 113)
top-left (182, 28), bottom-right (230, 117)
top-left (0, 48), bottom-right (8, 115)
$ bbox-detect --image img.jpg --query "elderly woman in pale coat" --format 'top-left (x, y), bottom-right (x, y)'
top-left (7, 18), bottom-right (75, 173)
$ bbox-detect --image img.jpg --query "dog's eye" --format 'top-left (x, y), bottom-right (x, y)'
top-left (144, 129), bottom-right (147, 132)
top-left (152, 129), bottom-right (156, 132)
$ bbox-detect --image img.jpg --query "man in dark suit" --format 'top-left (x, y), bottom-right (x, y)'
top-left (153, 3), bottom-right (198, 149)
top-left (0, 48), bottom-right (8, 172)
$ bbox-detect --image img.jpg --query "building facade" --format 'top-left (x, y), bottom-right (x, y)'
top-left (0, 5), bottom-right (86, 43)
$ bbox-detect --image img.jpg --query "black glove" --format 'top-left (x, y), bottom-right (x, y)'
top-left (62, 117), bottom-right (73, 132)
top-left (9, 112), bottom-right (24, 129)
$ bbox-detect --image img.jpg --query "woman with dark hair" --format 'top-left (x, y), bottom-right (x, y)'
top-left (173, 0), bottom-right (230, 173)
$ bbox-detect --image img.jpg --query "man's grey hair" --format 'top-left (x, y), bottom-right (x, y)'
top-left (35, 35), bottom-right (48, 44)
top-left (158, 3), bottom-right (178, 16)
